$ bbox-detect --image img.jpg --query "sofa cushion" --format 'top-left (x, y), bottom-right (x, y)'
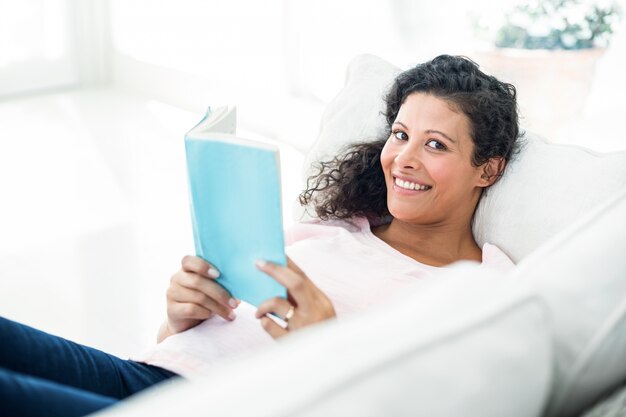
top-left (513, 187), bottom-right (626, 417)
top-left (95, 263), bottom-right (551, 417)
top-left (301, 54), bottom-right (626, 262)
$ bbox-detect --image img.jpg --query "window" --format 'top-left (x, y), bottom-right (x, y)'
top-left (0, 0), bottom-right (78, 97)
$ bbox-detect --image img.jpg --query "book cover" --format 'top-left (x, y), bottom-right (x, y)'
top-left (184, 106), bottom-right (287, 307)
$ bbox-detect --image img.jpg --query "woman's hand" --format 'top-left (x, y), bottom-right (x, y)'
top-left (158, 255), bottom-right (239, 342)
top-left (255, 257), bottom-right (336, 339)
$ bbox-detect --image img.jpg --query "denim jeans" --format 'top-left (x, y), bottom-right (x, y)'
top-left (0, 316), bottom-right (178, 417)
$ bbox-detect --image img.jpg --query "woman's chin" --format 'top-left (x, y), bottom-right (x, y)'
top-left (388, 210), bottom-right (425, 224)
top-left (387, 202), bottom-right (425, 222)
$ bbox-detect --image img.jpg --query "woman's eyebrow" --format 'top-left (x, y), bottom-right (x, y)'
top-left (426, 129), bottom-right (456, 143)
top-left (393, 122), bottom-right (457, 143)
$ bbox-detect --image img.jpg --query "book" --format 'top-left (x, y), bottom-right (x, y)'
top-left (184, 106), bottom-right (287, 307)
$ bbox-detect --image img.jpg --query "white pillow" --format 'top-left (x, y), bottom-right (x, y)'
top-left (302, 54), bottom-right (626, 262)
top-left (302, 54), bottom-right (399, 180)
top-left (96, 263), bottom-right (551, 417)
top-left (473, 134), bottom-right (626, 262)
top-left (512, 187), bottom-right (626, 417)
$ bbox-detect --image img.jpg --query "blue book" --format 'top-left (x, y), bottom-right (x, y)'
top-left (184, 106), bottom-right (287, 307)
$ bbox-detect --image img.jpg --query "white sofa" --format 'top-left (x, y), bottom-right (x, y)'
top-left (95, 55), bottom-right (626, 417)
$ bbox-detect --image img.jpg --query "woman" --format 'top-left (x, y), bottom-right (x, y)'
top-left (161, 54), bottom-right (519, 341)
top-left (0, 55), bottom-right (520, 416)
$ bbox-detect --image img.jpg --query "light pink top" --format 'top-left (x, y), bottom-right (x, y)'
top-left (132, 217), bottom-right (514, 377)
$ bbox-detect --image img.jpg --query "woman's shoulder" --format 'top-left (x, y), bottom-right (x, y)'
top-left (285, 216), bottom-right (371, 245)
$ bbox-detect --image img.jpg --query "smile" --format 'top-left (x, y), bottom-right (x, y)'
top-left (394, 177), bottom-right (432, 191)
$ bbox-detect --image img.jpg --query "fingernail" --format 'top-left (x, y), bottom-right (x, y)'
top-left (208, 267), bottom-right (220, 278)
top-left (228, 298), bottom-right (238, 309)
top-left (255, 260), bottom-right (267, 268)
top-left (228, 311), bottom-right (237, 321)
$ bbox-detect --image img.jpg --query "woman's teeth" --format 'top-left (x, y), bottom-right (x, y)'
top-left (395, 177), bottom-right (431, 191)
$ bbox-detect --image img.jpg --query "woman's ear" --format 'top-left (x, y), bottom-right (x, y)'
top-left (478, 157), bottom-right (506, 187)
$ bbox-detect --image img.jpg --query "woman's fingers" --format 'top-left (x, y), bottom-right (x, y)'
top-left (174, 270), bottom-right (238, 310)
top-left (260, 317), bottom-right (289, 339)
top-left (255, 260), bottom-right (311, 309)
top-left (255, 297), bottom-right (292, 320)
top-left (178, 255), bottom-right (239, 309)
top-left (165, 256), bottom-right (241, 337)
top-left (165, 301), bottom-right (215, 335)
top-left (167, 301), bottom-right (214, 322)
top-left (167, 284), bottom-right (236, 322)
top-left (256, 297), bottom-right (298, 338)
top-left (181, 255), bottom-right (220, 279)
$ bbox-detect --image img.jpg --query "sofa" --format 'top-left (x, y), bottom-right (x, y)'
top-left (95, 55), bottom-right (626, 417)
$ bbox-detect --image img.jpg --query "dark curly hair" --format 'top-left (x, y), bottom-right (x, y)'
top-left (300, 54), bottom-right (520, 222)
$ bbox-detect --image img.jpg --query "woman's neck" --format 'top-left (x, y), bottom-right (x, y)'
top-left (371, 218), bottom-right (482, 267)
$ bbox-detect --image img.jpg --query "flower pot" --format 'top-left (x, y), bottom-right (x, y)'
top-left (474, 48), bottom-right (605, 138)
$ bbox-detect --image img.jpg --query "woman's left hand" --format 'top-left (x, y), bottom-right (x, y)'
top-left (255, 257), bottom-right (336, 338)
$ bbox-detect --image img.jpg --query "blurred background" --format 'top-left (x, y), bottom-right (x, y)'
top-left (1, 0), bottom-right (624, 358)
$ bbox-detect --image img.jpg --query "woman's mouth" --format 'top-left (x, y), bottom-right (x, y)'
top-left (394, 177), bottom-right (432, 191)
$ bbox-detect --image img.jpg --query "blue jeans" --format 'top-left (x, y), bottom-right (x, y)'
top-left (0, 316), bottom-right (178, 417)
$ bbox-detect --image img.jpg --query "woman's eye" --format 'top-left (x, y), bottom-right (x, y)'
top-left (393, 131), bottom-right (408, 141)
top-left (426, 139), bottom-right (446, 150)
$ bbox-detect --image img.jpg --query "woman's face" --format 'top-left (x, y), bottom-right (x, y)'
top-left (380, 92), bottom-right (490, 226)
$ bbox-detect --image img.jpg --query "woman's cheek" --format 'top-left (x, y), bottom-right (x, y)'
top-left (379, 141), bottom-right (394, 171)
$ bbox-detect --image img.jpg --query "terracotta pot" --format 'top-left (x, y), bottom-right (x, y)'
top-left (474, 48), bottom-right (605, 138)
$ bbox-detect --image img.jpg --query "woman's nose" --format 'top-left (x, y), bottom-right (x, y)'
top-left (395, 144), bottom-right (422, 170)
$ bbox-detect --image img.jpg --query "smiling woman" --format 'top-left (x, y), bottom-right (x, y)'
top-left (150, 55), bottom-right (521, 358)
top-left (301, 55), bottom-right (519, 266)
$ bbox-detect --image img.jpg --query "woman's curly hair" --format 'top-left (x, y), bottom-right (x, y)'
top-left (300, 54), bottom-right (520, 222)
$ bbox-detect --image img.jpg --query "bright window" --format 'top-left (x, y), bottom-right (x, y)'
top-left (0, 0), bottom-right (78, 97)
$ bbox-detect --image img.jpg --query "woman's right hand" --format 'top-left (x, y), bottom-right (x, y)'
top-left (159, 255), bottom-right (239, 342)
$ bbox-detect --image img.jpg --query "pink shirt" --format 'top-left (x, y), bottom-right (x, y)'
top-left (133, 217), bottom-right (514, 377)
